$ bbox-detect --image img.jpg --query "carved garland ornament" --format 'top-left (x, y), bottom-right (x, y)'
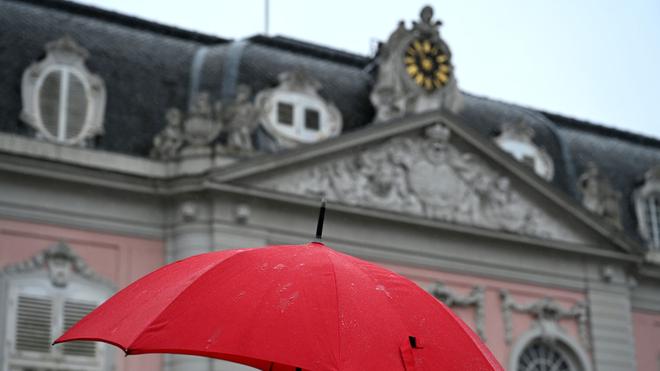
top-left (1, 241), bottom-right (113, 288)
top-left (431, 282), bottom-right (486, 340)
top-left (259, 123), bottom-right (566, 240)
top-left (500, 289), bottom-right (588, 347)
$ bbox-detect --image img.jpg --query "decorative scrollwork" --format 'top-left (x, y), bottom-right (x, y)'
top-left (431, 282), bottom-right (486, 340)
top-left (500, 289), bottom-right (588, 347)
top-left (1, 241), bottom-right (113, 289)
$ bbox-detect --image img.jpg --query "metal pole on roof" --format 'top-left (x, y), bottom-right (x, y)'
top-left (264, 0), bottom-right (270, 35)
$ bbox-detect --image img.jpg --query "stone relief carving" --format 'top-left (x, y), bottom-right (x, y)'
top-left (494, 122), bottom-right (554, 181)
top-left (500, 289), bottom-right (588, 348)
top-left (225, 85), bottom-right (261, 154)
top-left (370, 6), bottom-right (462, 122)
top-left (1, 241), bottom-right (112, 288)
top-left (577, 162), bottom-right (622, 228)
top-left (431, 282), bottom-right (485, 340)
top-left (255, 123), bottom-right (572, 240)
top-left (151, 85), bottom-right (261, 159)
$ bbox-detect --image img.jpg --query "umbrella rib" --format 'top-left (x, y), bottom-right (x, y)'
top-left (324, 248), bottom-right (342, 368)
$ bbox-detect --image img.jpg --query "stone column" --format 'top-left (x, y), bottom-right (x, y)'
top-left (163, 196), bottom-right (214, 371)
top-left (587, 263), bottom-right (637, 371)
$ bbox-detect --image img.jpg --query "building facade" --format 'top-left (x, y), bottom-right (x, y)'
top-left (0, 1), bottom-right (659, 370)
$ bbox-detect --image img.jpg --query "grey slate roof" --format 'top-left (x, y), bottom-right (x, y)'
top-left (1, 0), bottom-right (659, 248)
top-left (0, 0), bottom-right (219, 155)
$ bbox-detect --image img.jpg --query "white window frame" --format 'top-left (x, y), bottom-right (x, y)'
top-left (634, 166), bottom-right (660, 253)
top-left (33, 64), bottom-right (95, 143)
top-left (508, 325), bottom-right (591, 371)
top-left (256, 70), bottom-right (342, 148)
top-left (5, 279), bottom-right (108, 371)
top-left (0, 243), bottom-right (115, 371)
top-left (20, 36), bottom-right (106, 146)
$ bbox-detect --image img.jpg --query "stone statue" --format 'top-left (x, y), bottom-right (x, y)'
top-left (370, 6), bottom-right (462, 122)
top-left (577, 162), bottom-right (622, 228)
top-left (413, 5), bottom-right (443, 40)
top-left (183, 92), bottom-right (223, 147)
top-left (224, 85), bottom-right (261, 154)
top-left (150, 108), bottom-right (184, 160)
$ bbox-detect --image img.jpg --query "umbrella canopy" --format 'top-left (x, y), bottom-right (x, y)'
top-left (55, 242), bottom-right (502, 371)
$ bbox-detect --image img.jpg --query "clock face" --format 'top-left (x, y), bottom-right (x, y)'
top-left (404, 38), bottom-right (451, 92)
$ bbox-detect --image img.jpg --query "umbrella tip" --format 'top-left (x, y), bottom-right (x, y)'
top-left (314, 198), bottom-right (326, 241)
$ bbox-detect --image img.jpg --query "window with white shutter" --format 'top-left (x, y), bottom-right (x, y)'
top-left (1, 242), bottom-right (114, 371)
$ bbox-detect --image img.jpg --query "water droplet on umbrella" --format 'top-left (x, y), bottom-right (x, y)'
top-left (376, 284), bottom-right (392, 299)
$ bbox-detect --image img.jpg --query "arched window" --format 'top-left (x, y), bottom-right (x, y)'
top-left (21, 36), bottom-right (106, 145)
top-left (517, 340), bottom-right (579, 371)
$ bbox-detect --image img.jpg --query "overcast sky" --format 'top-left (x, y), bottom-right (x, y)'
top-left (77, 0), bottom-right (660, 140)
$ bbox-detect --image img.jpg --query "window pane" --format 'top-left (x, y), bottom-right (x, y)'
top-left (517, 342), bottom-right (573, 371)
top-left (38, 71), bottom-right (61, 138)
top-left (305, 109), bottom-right (320, 131)
top-left (15, 295), bottom-right (53, 353)
top-left (277, 102), bottom-right (293, 126)
top-left (65, 74), bottom-right (88, 140)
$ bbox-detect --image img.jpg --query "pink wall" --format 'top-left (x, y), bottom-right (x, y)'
top-left (0, 218), bottom-right (165, 371)
top-left (383, 263), bottom-right (589, 368)
top-left (633, 310), bottom-right (660, 371)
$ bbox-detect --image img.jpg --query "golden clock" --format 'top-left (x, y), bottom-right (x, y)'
top-left (404, 38), bottom-right (451, 92)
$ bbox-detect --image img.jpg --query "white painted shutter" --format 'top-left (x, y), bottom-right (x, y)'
top-left (15, 295), bottom-right (53, 353)
top-left (61, 299), bottom-right (97, 357)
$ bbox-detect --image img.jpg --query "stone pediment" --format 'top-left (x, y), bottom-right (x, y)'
top-left (238, 123), bottom-right (583, 242)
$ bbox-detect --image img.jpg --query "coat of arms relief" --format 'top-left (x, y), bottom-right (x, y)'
top-left (250, 123), bottom-right (575, 241)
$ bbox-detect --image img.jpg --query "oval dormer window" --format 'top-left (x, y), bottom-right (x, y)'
top-left (256, 70), bottom-right (342, 147)
top-left (272, 98), bottom-right (333, 144)
top-left (37, 67), bottom-right (90, 141)
top-left (21, 37), bottom-right (106, 145)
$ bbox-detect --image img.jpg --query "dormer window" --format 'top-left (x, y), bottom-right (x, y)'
top-left (256, 70), bottom-right (342, 147)
top-left (20, 36), bottom-right (106, 145)
top-left (635, 166), bottom-right (660, 252)
top-left (494, 122), bottom-right (554, 181)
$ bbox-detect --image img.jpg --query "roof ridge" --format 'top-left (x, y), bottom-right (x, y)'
top-left (8, 0), bottom-right (230, 45)
top-left (464, 92), bottom-right (660, 148)
top-left (541, 111), bottom-right (660, 148)
top-left (248, 35), bottom-right (371, 68)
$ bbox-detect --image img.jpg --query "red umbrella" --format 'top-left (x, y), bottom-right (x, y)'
top-left (54, 241), bottom-right (502, 370)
